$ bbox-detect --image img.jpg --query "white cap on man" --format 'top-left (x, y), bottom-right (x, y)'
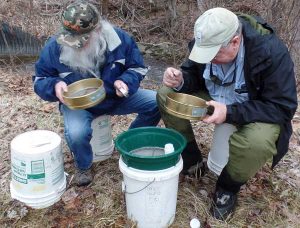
top-left (189, 7), bottom-right (239, 64)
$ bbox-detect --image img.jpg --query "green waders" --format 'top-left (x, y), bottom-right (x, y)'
top-left (157, 86), bottom-right (280, 186)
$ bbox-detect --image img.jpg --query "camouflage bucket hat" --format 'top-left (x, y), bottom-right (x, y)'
top-left (57, 1), bottom-right (99, 48)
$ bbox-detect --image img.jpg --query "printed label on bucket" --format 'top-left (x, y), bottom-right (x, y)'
top-left (28, 160), bottom-right (45, 184)
top-left (145, 185), bottom-right (164, 223)
top-left (97, 118), bottom-right (109, 128)
top-left (12, 158), bottom-right (27, 184)
top-left (91, 116), bottom-right (113, 154)
top-left (12, 158), bottom-right (46, 184)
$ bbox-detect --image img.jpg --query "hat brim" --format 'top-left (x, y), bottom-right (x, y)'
top-left (188, 43), bottom-right (222, 64)
top-left (56, 31), bottom-right (90, 49)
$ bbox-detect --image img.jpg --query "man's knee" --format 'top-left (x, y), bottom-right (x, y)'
top-left (226, 123), bottom-right (280, 182)
top-left (65, 122), bottom-right (92, 145)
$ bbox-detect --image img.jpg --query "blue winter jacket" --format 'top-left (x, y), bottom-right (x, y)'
top-left (33, 22), bottom-right (148, 114)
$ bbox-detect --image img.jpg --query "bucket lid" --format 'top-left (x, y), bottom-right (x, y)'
top-left (11, 130), bottom-right (61, 154)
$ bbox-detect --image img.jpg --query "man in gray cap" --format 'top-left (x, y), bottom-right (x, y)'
top-left (157, 7), bottom-right (297, 220)
top-left (33, 1), bottom-right (160, 186)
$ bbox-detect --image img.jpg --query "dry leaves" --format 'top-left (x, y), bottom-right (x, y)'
top-left (39, 103), bottom-right (56, 113)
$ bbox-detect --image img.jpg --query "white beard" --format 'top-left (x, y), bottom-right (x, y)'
top-left (60, 29), bottom-right (107, 75)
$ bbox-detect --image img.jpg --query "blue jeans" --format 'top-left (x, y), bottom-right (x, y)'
top-left (61, 89), bottom-right (161, 170)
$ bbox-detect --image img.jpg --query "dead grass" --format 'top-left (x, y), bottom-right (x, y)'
top-left (1, 64), bottom-right (300, 228)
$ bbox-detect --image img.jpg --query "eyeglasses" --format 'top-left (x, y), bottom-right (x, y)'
top-left (209, 62), bottom-right (248, 94)
top-left (209, 61), bottom-right (236, 87)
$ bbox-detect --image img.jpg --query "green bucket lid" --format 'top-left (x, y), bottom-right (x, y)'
top-left (115, 127), bottom-right (187, 171)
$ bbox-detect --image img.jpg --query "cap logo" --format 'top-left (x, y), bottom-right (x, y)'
top-left (63, 20), bottom-right (81, 33)
top-left (195, 30), bottom-right (202, 44)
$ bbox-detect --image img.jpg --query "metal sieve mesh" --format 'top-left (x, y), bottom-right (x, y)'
top-left (130, 147), bottom-right (165, 157)
top-left (70, 87), bottom-right (98, 97)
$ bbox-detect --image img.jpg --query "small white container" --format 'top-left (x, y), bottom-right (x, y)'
top-left (190, 218), bottom-right (201, 228)
top-left (164, 143), bottom-right (174, 154)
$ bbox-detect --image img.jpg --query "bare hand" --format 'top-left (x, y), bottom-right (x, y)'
top-left (202, 100), bottom-right (227, 124)
top-left (163, 67), bottom-right (183, 88)
top-left (114, 80), bottom-right (129, 97)
top-left (55, 81), bottom-right (68, 103)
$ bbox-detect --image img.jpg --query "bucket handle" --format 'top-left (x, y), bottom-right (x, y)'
top-left (94, 151), bottom-right (113, 157)
top-left (122, 178), bottom-right (155, 194)
top-left (93, 145), bottom-right (114, 157)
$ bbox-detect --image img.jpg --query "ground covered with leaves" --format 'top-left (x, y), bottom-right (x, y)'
top-left (0, 59), bottom-right (300, 227)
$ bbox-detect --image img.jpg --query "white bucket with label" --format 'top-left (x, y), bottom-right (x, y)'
top-left (10, 130), bottom-right (66, 209)
top-left (119, 157), bottom-right (183, 228)
top-left (91, 115), bottom-right (114, 162)
top-left (207, 123), bottom-right (237, 176)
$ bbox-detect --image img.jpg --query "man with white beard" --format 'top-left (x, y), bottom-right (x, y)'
top-left (34, 1), bottom-right (161, 186)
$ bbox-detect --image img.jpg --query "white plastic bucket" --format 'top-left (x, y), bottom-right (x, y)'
top-left (119, 157), bottom-right (183, 228)
top-left (91, 115), bottom-right (114, 162)
top-left (10, 130), bottom-right (66, 209)
top-left (207, 123), bottom-right (237, 176)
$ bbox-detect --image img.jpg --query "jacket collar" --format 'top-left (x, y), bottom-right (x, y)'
top-left (241, 18), bottom-right (272, 73)
top-left (101, 21), bottom-right (121, 52)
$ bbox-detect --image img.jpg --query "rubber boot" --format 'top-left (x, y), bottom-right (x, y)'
top-left (74, 168), bottom-right (93, 186)
top-left (181, 139), bottom-right (205, 177)
top-left (210, 168), bottom-right (245, 220)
